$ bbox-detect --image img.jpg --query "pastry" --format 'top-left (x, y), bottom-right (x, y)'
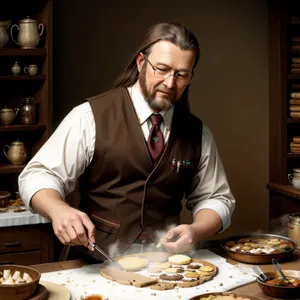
top-left (117, 256), bottom-right (148, 271)
top-left (168, 254), bottom-right (191, 265)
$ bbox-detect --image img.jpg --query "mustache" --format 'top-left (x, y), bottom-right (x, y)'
top-left (155, 86), bottom-right (175, 96)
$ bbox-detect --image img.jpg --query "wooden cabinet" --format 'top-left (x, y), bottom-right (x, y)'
top-left (0, 1), bottom-right (54, 264)
top-left (0, 224), bottom-right (54, 265)
top-left (0, 0), bottom-right (52, 193)
top-left (268, 0), bottom-right (300, 225)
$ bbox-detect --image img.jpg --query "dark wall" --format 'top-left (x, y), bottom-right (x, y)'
top-left (53, 0), bottom-right (269, 237)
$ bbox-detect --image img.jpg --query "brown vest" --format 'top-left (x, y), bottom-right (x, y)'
top-left (78, 87), bottom-right (203, 259)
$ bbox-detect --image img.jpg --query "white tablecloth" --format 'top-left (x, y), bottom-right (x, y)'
top-left (0, 209), bottom-right (48, 227)
top-left (41, 249), bottom-right (256, 300)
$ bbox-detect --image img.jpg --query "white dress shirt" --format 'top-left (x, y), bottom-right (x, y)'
top-left (18, 83), bottom-right (235, 231)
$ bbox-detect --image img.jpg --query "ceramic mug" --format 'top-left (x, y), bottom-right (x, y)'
top-left (24, 64), bottom-right (38, 75)
top-left (288, 168), bottom-right (300, 190)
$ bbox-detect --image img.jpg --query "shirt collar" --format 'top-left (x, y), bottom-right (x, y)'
top-left (127, 82), bottom-right (173, 130)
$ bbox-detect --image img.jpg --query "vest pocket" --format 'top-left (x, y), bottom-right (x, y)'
top-left (91, 213), bottom-right (121, 234)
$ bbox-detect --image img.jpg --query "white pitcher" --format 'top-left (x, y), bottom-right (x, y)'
top-left (3, 140), bottom-right (28, 165)
top-left (11, 17), bottom-right (44, 49)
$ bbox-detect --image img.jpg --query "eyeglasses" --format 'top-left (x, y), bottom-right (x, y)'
top-left (144, 57), bottom-right (194, 85)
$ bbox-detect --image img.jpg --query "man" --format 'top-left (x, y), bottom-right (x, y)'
top-left (18, 22), bottom-right (235, 261)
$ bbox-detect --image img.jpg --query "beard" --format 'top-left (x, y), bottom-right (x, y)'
top-left (139, 65), bottom-right (178, 111)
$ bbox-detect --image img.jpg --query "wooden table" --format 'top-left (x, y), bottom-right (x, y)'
top-left (31, 248), bottom-right (300, 299)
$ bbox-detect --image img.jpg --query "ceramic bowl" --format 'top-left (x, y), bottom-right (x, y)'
top-left (80, 288), bottom-right (109, 300)
top-left (257, 270), bottom-right (300, 299)
top-left (0, 265), bottom-right (41, 300)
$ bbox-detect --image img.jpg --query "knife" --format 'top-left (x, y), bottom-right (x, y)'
top-left (87, 238), bottom-right (125, 270)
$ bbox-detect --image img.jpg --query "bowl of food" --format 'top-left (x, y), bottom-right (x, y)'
top-left (220, 233), bottom-right (297, 264)
top-left (0, 265), bottom-right (41, 300)
top-left (80, 290), bottom-right (109, 300)
top-left (256, 270), bottom-right (300, 299)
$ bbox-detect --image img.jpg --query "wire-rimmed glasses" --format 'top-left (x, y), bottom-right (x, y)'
top-left (144, 57), bottom-right (194, 85)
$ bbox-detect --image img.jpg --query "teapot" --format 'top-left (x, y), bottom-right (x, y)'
top-left (0, 20), bottom-right (11, 48)
top-left (0, 106), bottom-right (19, 125)
top-left (10, 17), bottom-right (44, 49)
top-left (3, 140), bottom-right (28, 165)
top-left (288, 168), bottom-right (300, 190)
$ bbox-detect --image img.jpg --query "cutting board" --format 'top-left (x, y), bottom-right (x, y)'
top-left (101, 251), bottom-right (217, 289)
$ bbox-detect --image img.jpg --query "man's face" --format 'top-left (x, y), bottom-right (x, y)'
top-left (136, 41), bottom-right (196, 112)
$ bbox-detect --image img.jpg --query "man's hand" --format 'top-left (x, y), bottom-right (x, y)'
top-left (50, 204), bottom-right (96, 251)
top-left (31, 189), bottom-right (96, 251)
top-left (159, 209), bottom-right (223, 253)
top-left (159, 224), bottom-right (198, 253)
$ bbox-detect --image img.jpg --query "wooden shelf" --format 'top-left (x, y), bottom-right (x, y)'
top-left (0, 48), bottom-right (47, 57)
top-left (267, 183), bottom-right (300, 199)
top-left (287, 153), bottom-right (300, 158)
top-left (287, 118), bottom-right (300, 123)
top-left (0, 75), bottom-right (45, 81)
top-left (0, 124), bottom-right (46, 132)
top-left (288, 74), bottom-right (300, 79)
top-left (0, 164), bottom-right (25, 174)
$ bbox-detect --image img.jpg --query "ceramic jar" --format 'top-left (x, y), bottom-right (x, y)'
top-left (10, 17), bottom-right (44, 49)
top-left (288, 168), bottom-right (300, 190)
top-left (288, 213), bottom-right (300, 249)
top-left (0, 20), bottom-right (11, 48)
top-left (3, 140), bottom-right (28, 165)
top-left (0, 107), bottom-right (19, 125)
top-left (11, 61), bottom-right (21, 75)
top-left (0, 190), bottom-right (11, 208)
top-left (20, 97), bottom-right (36, 124)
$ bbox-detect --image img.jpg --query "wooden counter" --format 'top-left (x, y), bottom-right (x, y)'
top-left (31, 248), bottom-right (300, 299)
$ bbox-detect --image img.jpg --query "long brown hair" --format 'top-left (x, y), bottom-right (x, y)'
top-left (113, 22), bottom-right (200, 110)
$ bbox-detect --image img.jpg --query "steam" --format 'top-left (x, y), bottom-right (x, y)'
top-left (269, 214), bottom-right (290, 237)
top-left (106, 223), bottom-right (196, 259)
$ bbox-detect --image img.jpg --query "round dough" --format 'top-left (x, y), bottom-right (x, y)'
top-left (40, 280), bottom-right (70, 300)
top-left (117, 256), bottom-right (148, 271)
top-left (168, 254), bottom-right (191, 265)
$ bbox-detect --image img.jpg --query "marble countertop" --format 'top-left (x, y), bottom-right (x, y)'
top-left (0, 208), bottom-right (48, 227)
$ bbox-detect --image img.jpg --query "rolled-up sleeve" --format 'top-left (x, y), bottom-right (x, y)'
top-left (186, 124), bottom-right (235, 231)
top-left (18, 102), bottom-right (95, 211)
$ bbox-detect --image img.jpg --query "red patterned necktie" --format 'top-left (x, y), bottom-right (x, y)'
top-left (147, 114), bottom-right (164, 162)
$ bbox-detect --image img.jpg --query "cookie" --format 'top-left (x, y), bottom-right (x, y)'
top-left (165, 267), bottom-right (185, 273)
top-left (149, 282), bottom-right (176, 290)
top-left (146, 267), bottom-right (162, 274)
top-left (187, 264), bottom-right (201, 269)
top-left (159, 273), bottom-right (184, 281)
top-left (118, 257), bottom-right (148, 271)
top-left (177, 279), bottom-right (199, 288)
top-left (168, 254), bottom-right (191, 265)
top-left (185, 272), bottom-right (201, 279)
top-left (199, 265), bottom-right (214, 272)
top-left (156, 262), bottom-right (171, 269)
top-left (197, 271), bottom-right (213, 280)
